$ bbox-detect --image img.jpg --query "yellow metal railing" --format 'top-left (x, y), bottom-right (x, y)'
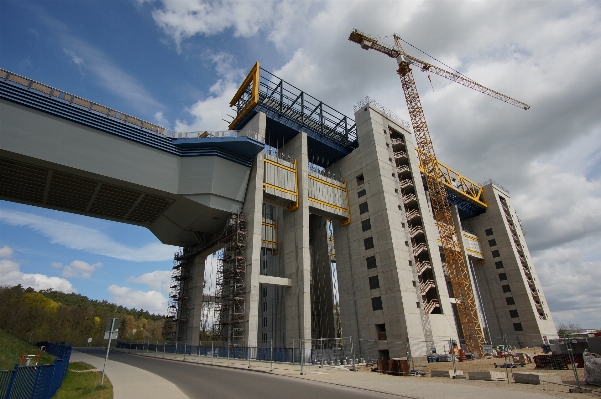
top-left (229, 62), bottom-right (260, 130)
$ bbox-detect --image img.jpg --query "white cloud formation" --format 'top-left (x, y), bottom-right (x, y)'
top-left (533, 244), bottom-right (601, 329)
top-left (0, 246), bottom-right (13, 258)
top-left (107, 284), bottom-right (167, 314)
top-left (62, 36), bottom-right (164, 115)
top-left (33, 8), bottom-right (163, 116)
top-left (147, 0), bottom-right (316, 51)
top-left (174, 51), bottom-right (244, 131)
top-left (0, 209), bottom-right (177, 262)
top-left (127, 270), bottom-right (171, 293)
top-left (0, 247), bottom-right (75, 293)
top-left (63, 48), bottom-right (84, 68)
top-left (51, 260), bottom-right (102, 279)
top-left (154, 111), bottom-right (170, 128)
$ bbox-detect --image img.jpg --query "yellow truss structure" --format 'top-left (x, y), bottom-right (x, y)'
top-left (416, 149), bottom-right (487, 208)
top-left (229, 62), bottom-right (260, 130)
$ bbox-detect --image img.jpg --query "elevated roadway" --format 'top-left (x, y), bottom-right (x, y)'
top-left (0, 69), bottom-right (263, 246)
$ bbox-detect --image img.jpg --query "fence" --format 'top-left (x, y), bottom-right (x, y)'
top-left (117, 333), bottom-right (562, 370)
top-left (0, 342), bottom-right (71, 399)
top-left (117, 337), bottom-right (357, 366)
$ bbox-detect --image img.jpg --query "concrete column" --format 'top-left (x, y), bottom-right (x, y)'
top-left (185, 252), bottom-right (208, 346)
top-left (281, 132), bottom-right (311, 344)
top-left (242, 112), bottom-right (266, 347)
top-left (309, 214), bottom-right (336, 339)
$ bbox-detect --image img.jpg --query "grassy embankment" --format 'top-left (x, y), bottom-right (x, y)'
top-left (0, 329), bottom-right (112, 398)
top-left (0, 328), bottom-right (54, 370)
top-left (54, 362), bottom-right (113, 399)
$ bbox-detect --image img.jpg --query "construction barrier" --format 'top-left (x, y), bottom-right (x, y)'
top-left (0, 342), bottom-right (71, 399)
top-left (534, 354), bottom-right (584, 369)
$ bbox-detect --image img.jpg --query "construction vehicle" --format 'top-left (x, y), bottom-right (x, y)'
top-left (348, 29), bottom-right (530, 354)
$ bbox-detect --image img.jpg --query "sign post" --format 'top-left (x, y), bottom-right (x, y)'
top-left (101, 318), bottom-right (119, 386)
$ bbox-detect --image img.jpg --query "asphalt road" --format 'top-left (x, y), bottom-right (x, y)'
top-left (78, 347), bottom-right (397, 399)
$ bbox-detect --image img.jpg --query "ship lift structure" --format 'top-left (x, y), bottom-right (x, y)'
top-left (348, 29), bottom-right (530, 354)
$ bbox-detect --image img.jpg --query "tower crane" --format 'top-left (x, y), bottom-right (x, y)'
top-left (349, 29), bottom-right (529, 354)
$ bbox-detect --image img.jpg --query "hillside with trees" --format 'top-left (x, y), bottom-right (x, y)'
top-left (0, 285), bottom-right (169, 346)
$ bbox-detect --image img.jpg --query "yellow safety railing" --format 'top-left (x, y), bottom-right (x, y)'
top-left (228, 62), bottom-right (260, 130)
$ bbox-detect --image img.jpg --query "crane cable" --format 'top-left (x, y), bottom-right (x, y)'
top-left (395, 36), bottom-right (474, 82)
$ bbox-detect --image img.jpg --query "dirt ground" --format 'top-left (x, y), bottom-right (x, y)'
top-left (354, 347), bottom-right (601, 398)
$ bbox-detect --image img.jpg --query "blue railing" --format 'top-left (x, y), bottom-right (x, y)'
top-left (0, 342), bottom-right (71, 399)
top-left (117, 341), bottom-right (321, 364)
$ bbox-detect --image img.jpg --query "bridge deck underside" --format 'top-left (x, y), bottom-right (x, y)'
top-left (0, 155), bottom-right (173, 226)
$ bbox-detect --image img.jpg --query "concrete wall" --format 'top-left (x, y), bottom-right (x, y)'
top-left (281, 132), bottom-right (312, 344)
top-left (330, 104), bottom-right (459, 358)
top-left (467, 184), bottom-right (557, 346)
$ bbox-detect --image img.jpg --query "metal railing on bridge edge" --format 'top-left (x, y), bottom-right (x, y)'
top-left (1, 68), bottom-right (263, 144)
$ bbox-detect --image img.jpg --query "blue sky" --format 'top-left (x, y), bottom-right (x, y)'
top-left (1, 0), bottom-right (600, 327)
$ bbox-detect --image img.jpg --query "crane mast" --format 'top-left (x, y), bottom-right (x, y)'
top-left (349, 29), bottom-right (528, 354)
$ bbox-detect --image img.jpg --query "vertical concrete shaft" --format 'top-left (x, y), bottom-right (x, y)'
top-left (309, 214), bottom-right (336, 339)
top-left (242, 112), bottom-right (266, 346)
top-left (331, 222), bottom-right (361, 343)
top-left (451, 205), bottom-right (488, 341)
top-left (186, 252), bottom-right (207, 346)
top-left (281, 132), bottom-right (311, 344)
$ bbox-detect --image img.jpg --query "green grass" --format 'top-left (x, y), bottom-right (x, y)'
top-left (54, 362), bottom-right (113, 399)
top-left (0, 329), bottom-right (54, 370)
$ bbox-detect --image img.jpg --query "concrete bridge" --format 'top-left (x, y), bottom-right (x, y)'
top-left (0, 69), bottom-right (264, 247)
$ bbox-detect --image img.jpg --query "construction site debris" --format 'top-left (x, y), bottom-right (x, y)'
top-left (584, 351), bottom-right (601, 386)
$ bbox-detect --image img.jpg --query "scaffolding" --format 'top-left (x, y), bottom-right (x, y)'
top-left (214, 212), bottom-right (248, 344)
top-left (168, 247), bottom-right (194, 341)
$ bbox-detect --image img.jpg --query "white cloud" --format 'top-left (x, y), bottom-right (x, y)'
top-left (63, 48), bottom-right (84, 68)
top-left (33, 8), bottom-right (163, 116)
top-left (0, 247), bottom-right (75, 293)
top-left (174, 51), bottom-right (244, 131)
top-left (107, 284), bottom-right (167, 314)
top-left (0, 209), bottom-right (177, 262)
top-left (0, 246), bottom-right (13, 258)
top-left (533, 244), bottom-right (601, 329)
top-left (51, 260), bottom-right (102, 279)
top-left (154, 111), bottom-right (169, 127)
top-left (127, 270), bottom-right (171, 293)
top-left (514, 159), bottom-right (601, 252)
top-left (148, 0), bottom-right (316, 51)
top-left (62, 36), bottom-right (164, 115)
